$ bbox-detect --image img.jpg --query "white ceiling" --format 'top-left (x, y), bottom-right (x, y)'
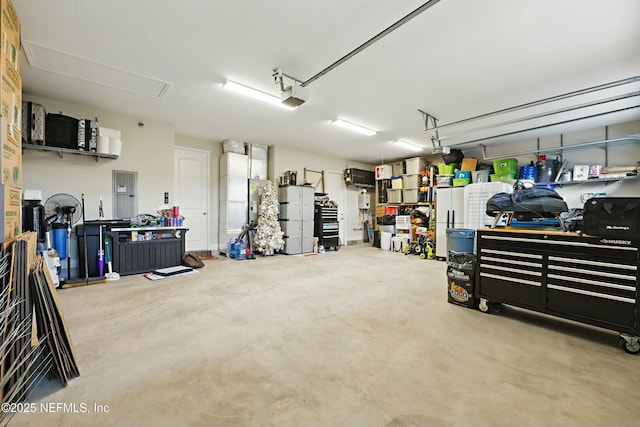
top-left (15, 0), bottom-right (640, 164)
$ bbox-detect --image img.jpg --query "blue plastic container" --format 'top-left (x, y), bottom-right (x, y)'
top-left (446, 228), bottom-right (475, 254)
top-left (227, 240), bottom-right (247, 260)
top-left (519, 164), bottom-right (537, 180)
top-left (52, 224), bottom-right (67, 259)
top-left (455, 170), bottom-right (471, 179)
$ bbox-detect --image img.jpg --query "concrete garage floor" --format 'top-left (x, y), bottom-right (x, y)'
top-left (8, 244), bottom-right (640, 427)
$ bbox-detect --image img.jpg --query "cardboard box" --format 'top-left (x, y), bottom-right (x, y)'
top-left (1, 118), bottom-right (21, 187)
top-left (1, 69), bottom-right (21, 127)
top-left (375, 164), bottom-right (392, 180)
top-left (1, 183), bottom-right (21, 240)
top-left (0, 0), bottom-right (22, 189)
top-left (1, 0), bottom-right (20, 91)
top-left (0, 0), bottom-right (21, 239)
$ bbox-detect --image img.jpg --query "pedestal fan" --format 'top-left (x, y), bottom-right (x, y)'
top-left (44, 193), bottom-right (82, 285)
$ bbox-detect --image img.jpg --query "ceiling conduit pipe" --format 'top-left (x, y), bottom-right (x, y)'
top-left (435, 90), bottom-right (640, 142)
top-left (299, 0), bottom-right (442, 87)
top-left (424, 75), bottom-right (640, 134)
top-left (449, 104), bottom-right (640, 148)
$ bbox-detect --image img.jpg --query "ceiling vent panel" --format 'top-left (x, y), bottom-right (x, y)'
top-left (22, 40), bottom-right (171, 98)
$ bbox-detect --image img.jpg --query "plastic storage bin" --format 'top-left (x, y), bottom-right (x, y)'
top-left (493, 158), bottom-right (518, 178)
top-left (438, 163), bottom-right (457, 175)
top-left (387, 189), bottom-right (403, 204)
top-left (402, 189), bottom-right (419, 203)
top-left (395, 215), bottom-right (411, 232)
top-left (403, 174), bottom-right (422, 188)
top-left (391, 176), bottom-right (403, 189)
top-left (446, 228), bottom-right (475, 254)
top-left (455, 170), bottom-right (471, 179)
top-left (471, 170), bottom-right (491, 183)
top-left (405, 157), bottom-right (427, 174)
top-left (436, 175), bottom-right (454, 187)
top-left (392, 161), bottom-right (404, 176)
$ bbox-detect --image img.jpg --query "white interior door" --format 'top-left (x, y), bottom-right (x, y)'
top-left (174, 146), bottom-right (210, 251)
top-left (325, 170), bottom-right (346, 246)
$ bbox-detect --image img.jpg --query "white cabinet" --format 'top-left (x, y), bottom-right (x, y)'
top-left (435, 187), bottom-right (465, 258)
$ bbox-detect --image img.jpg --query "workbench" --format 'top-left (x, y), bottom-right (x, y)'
top-left (475, 228), bottom-right (640, 353)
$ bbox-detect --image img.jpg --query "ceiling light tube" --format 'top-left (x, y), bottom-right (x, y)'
top-left (222, 79), bottom-right (296, 110)
top-left (393, 139), bottom-right (423, 152)
top-left (331, 119), bottom-right (376, 136)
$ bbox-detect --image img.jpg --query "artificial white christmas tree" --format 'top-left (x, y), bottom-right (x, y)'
top-left (252, 181), bottom-right (284, 255)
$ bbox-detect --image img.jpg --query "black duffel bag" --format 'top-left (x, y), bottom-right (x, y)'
top-left (582, 197), bottom-right (640, 240)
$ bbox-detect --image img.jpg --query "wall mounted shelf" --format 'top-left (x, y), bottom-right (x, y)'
top-left (23, 143), bottom-right (119, 161)
top-left (480, 134), bottom-right (640, 161)
top-left (550, 174), bottom-right (639, 186)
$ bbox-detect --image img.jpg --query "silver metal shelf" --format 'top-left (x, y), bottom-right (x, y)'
top-left (23, 143), bottom-right (119, 161)
top-left (548, 174), bottom-right (638, 186)
top-left (481, 134), bottom-right (640, 161)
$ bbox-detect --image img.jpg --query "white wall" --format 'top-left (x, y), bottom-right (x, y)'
top-left (22, 95), bottom-right (379, 250)
top-left (23, 95), bottom-right (175, 220)
top-left (270, 144), bottom-right (375, 243)
top-left (461, 120), bottom-right (640, 209)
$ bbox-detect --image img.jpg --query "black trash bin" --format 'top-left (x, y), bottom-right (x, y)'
top-left (76, 224), bottom-right (103, 278)
top-left (76, 220), bottom-right (128, 278)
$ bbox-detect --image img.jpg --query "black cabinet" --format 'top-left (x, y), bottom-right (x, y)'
top-left (109, 227), bottom-right (188, 275)
top-left (476, 229), bottom-right (639, 351)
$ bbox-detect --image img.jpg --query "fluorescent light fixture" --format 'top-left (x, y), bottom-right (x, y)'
top-left (331, 119), bottom-right (376, 136)
top-left (222, 79), bottom-right (296, 110)
top-left (393, 139), bottom-right (423, 152)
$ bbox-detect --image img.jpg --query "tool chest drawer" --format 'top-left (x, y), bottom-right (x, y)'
top-left (476, 228), bottom-right (639, 336)
top-left (478, 247), bottom-right (544, 310)
top-left (545, 254), bottom-right (637, 328)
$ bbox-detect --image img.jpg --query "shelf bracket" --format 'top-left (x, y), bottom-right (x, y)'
top-left (419, 109), bottom-right (441, 145)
